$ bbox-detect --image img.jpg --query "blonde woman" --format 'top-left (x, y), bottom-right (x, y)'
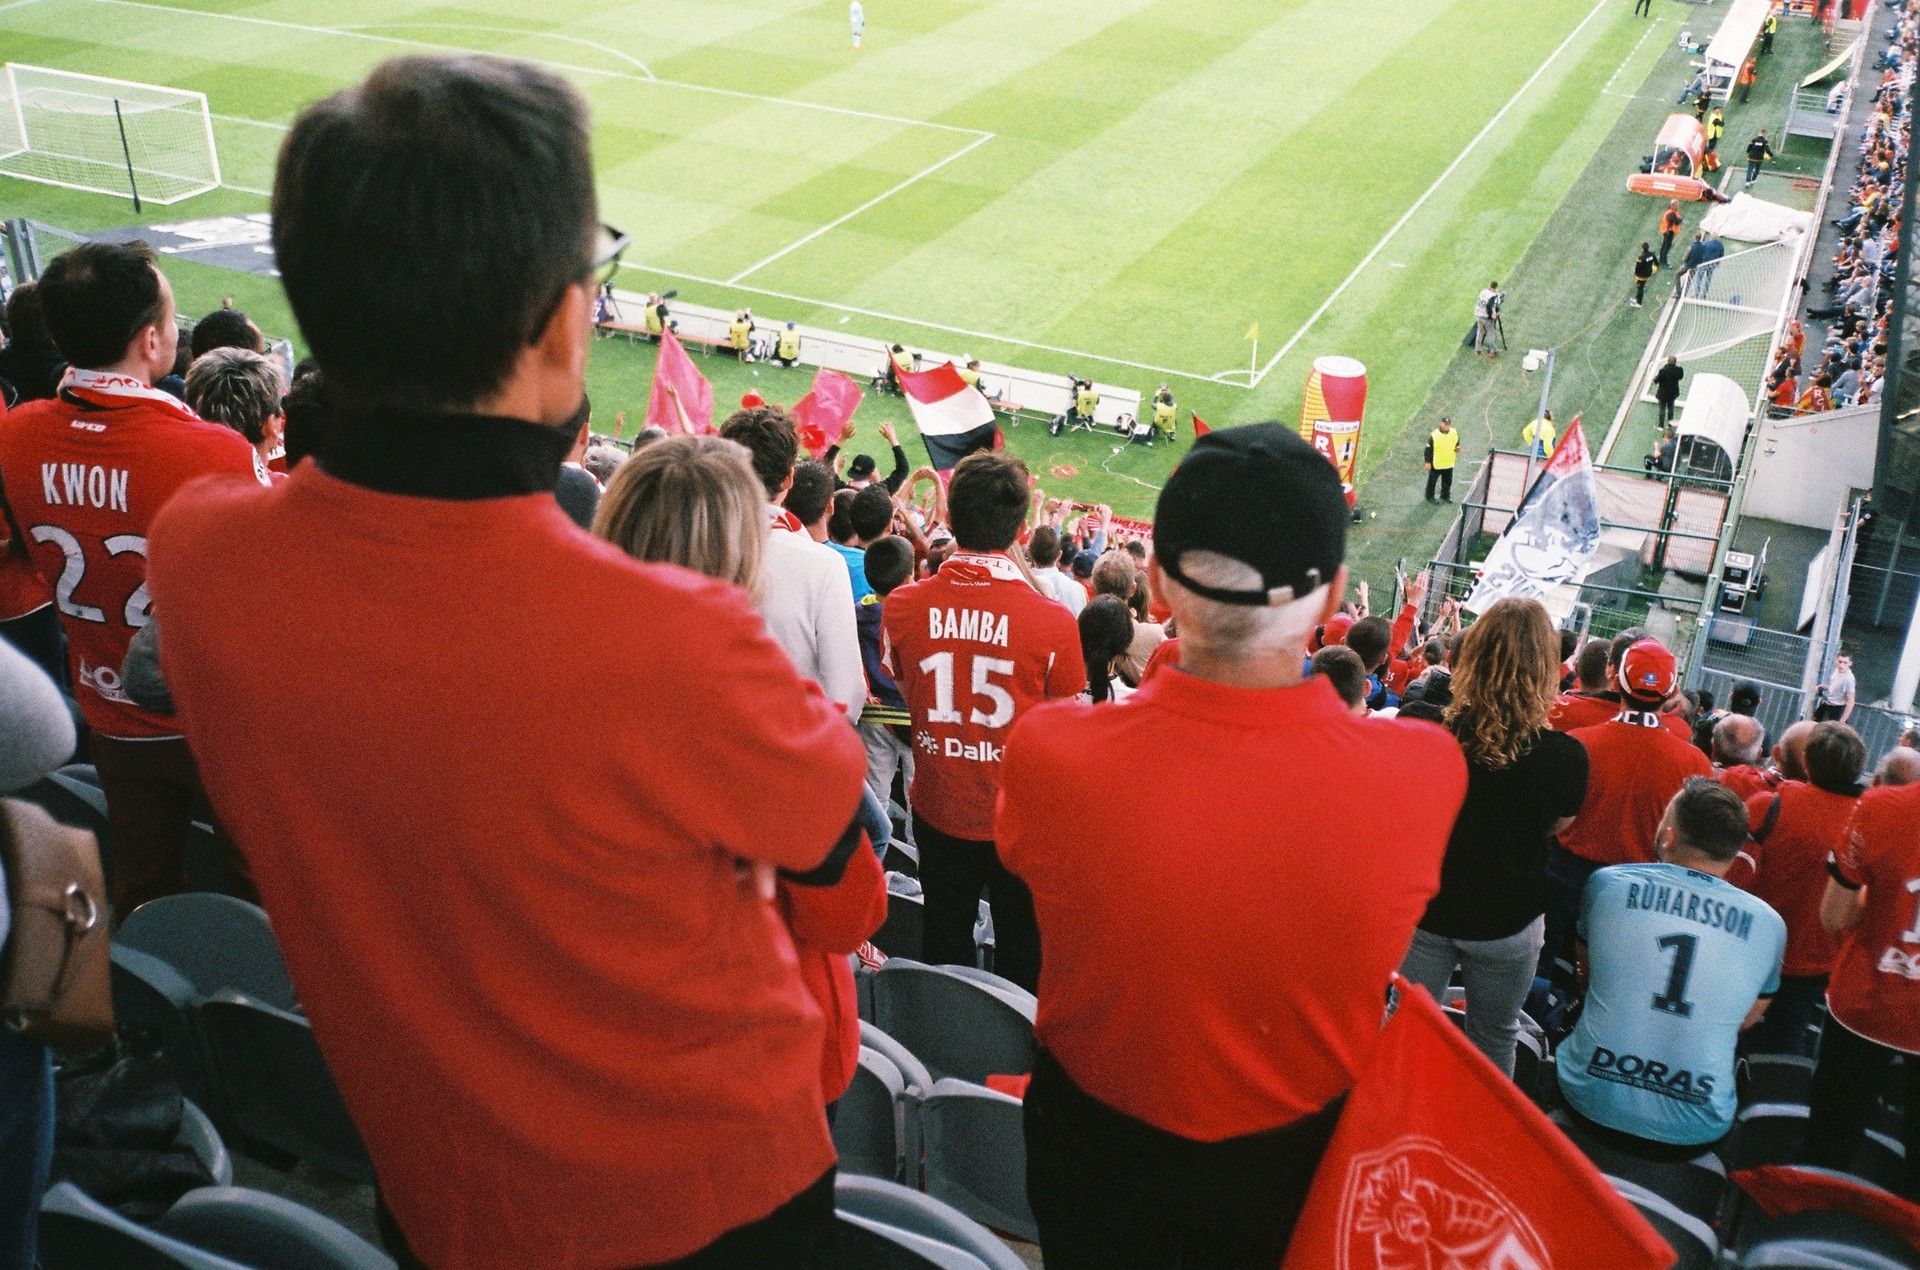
top-left (596, 435), bottom-right (886, 1121)
top-left (1399, 598), bottom-right (1589, 1076)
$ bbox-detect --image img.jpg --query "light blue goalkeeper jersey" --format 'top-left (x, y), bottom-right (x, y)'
top-left (1558, 862), bottom-right (1784, 1146)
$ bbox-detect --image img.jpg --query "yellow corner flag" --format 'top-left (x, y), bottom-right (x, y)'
top-left (1245, 322), bottom-right (1260, 342)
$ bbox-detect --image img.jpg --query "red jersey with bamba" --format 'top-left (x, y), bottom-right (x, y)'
top-left (0, 371), bottom-right (262, 737)
top-left (1561, 713), bottom-right (1713, 865)
top-left (1741, 782), bottom-right (1859, 975)
top-left (1827, 784), bottom-right (1920, 1053)
top-left (885, 552), bottom-right (1085, 840)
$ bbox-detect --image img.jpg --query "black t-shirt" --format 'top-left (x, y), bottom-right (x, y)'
top-left (1418, 728), bottom-right (1589, 940)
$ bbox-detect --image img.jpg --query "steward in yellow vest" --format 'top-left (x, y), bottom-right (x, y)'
top-left (1425, 416), bottom-right (1459, 502)
top-left (776, 322), bottom-right (801, 365)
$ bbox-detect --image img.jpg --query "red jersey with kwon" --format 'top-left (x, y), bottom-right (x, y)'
top-left (0, 370), bottom-right (264, 737)
top-left (885, 551), bottom-right (1085, 841)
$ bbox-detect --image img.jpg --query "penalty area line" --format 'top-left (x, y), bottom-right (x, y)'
top-left (1251, 0), bottom-right (1618, 388)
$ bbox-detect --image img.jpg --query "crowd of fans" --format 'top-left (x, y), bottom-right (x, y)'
top-left (0, 49), bottom-right (1916, 1270)
top-left (1766, 6), bottom-right (1916, 414)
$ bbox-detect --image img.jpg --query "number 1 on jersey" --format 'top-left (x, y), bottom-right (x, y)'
top-left (918, 651), bottom-right (1016, 728)
top-left (1652, 933), bottom-right (1697, 1017)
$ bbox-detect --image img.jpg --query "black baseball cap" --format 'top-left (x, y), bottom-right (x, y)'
top-left (1153, 423), bottom-right (1347, 606)
top-left (848, 453), bottom-right (877, 479)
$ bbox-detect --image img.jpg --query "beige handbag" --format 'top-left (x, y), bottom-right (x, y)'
top-left (0, 798), bottom-right (114, 1049)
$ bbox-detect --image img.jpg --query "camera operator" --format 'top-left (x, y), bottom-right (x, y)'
top-left (1475, 281), bottom-right (1504, 357)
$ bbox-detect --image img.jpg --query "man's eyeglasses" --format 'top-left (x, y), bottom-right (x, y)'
top-left (529, 222), bottom-right (631, 344)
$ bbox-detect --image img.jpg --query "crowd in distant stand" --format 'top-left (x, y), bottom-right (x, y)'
top-left (1768, 1), bottom-right (1919, 414)
top-left (0, 49), bottom-right (1917, 1270)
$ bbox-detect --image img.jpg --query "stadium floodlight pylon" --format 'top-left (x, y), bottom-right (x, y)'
top-left (0, 64), bottom-right (221, 207)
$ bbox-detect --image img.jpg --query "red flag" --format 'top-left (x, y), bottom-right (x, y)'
top-left (1191, 413), bottom-right (1211, 438)
top-left (1282, 983), bottom-right (1673, 1270)
top-left (1734, 1166), bottom-right (1920, 1255)
top-left (790, 369), bottom-right (864, 459)
top-left (644, 329), bottom-right (713, 436)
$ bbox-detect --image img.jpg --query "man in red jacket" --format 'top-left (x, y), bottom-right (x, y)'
top-left (1548, 639), bottom-right (1713, 971)
top-left (146, 57), bottom-right (868, 1270)
top-left (1736, 723), bottom-right (1867, 1055)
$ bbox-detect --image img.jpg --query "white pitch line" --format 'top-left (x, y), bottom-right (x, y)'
top-left (332, 22), bottom-right (654, 80)
top-left (1601, 16), bottom-right (1668, 97)
top-left (211, 112), bottom-right (288, 131)
top-left (87, 0), bottom-right (986, 137)
top-left (617, 259), bottom-right (1224, 385)
top-left (1252, 0), bottom-right (1618, 388)
top-left (219, 181), bottom-right (273, 195)
top-left (0, 0), bottom-right (49, 13)
top-left (728, 132), bottom-right (994, 284)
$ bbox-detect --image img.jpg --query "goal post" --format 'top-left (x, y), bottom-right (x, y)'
top-left (0, 64), bottom-right (220, 205)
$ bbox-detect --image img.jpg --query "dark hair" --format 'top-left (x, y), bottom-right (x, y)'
top-left (1667, 777), bottom-right (1751, 863)
top-left (718, 406), bottom-right (799, 499)
top-left (1124, 539), bottom-right (1147, 560)
top-left (1730, 681), bottom-right (1762, 714)
top-left (1312, 645), bottom-right (1369, 710)
top-left (1608, 627), bottom-right (1649, 676)
top-left (272, 56), bottom-right (596, 410)
top-left (1345, 616), bottom-right (1392, 673)
top-left (190, 307), bottom-right (263, 359)
top-left (1399, 700), bottom-right (1447, 724)
top-left (1804, 722), bottom-right (1867, 794)
top-left (36, 241), bottom-right (168, 369)
top-left (865, 536), bottom-right (915, 597)
top-left (1559, 629), bottom-right (1579, 662)
top-left (281, 365), bottom-right (333, 468)
top-left (3, 283), bottom-right (52, 350)
top-left (1079, 597), bottom-right (1134, 703)
top-left (947, 452), bottom-right (1030, 552)
top-left (827, 488), bottom-right (857, 544)
top-left (1575, 640), bottom-right (1611, 691)
top-left (784, 460), bottom-right (834, 527)
top-left (850, 485), bottom-right (894, 541)
top-left (1029, 525), bottom-right (1062, 567)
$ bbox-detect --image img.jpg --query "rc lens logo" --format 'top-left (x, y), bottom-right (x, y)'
top-left (1338, 1139), bottom-right (1549, 1270)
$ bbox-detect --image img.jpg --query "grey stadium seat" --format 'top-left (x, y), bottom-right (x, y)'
top-left (117, 893), bottom-right (298, 1012)
top-left (111, 944), bottom-right (219, 1115)
top-left (177, 1097), bottom-right (234, 1187)
top-left (874, 877), bottom-right (925, 961)
top-left (837, 1046), bottom-right (911, 1182)
top-left (835, 1174), bottom-right (1027, 1270)
top-left (1606, 1176), bottom-right (1717, 1270)
top-left (1744, 1054), bottom-right (1818, 1107)
top-left (917, 1078), bottom-right (1036, 1243)
top-left (197, 990), bottom-right (374, 1183)
top-left (1737, 1208), bottom-right (1920, 1268)
top-left (38, 1182), bottom-right (253, 1270)
top-left (870, 960), bottom-right (1034, 1085)
top-left (158, 1186), bottom-right (397, 1270)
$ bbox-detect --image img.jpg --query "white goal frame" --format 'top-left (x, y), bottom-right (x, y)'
top-left (0, 63), bottom-right (221, 205)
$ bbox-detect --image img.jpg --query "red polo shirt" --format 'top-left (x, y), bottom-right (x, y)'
top-left (1827, 785), bottom-right (1920, 1054)
top-left (998, 671), bottom-right (1466, 1140)
top-left (1549, 692), bottom-right (1618, 733)
top-left (1739, 782), bottom-right (1859, 976)
top-left (147, 460), bottom-right (867, 1269)
top-left (1561, 711), bottom-right (1714, 866)
top-left (1720, 763), bottom-right (1779, 803)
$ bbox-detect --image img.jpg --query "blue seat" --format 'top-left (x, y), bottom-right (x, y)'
top-left (38, 1182), bottom-right (251, 1269)
top-left (117, 894), bottom-right (298, 1013)
top-left (112, 944), bottom-right (219, 1115)
top-left (836, 1046), bottom-right (910, 1182)
top-left (835, 1174), bottom-right (1027, 1270)
top-left (917, 1078), bottom-right (1036, 1243)
top-left (158, 1187), bottom-right (396, 1270)
top-left (177, 1098), bottom-right (233, 1188)
top-left (197, 991), bottom-right (374, 1183)
top-left (870, 960), bottom-right (1034, 1086)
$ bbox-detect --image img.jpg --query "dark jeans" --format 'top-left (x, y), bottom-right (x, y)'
top-left (1805, 1020), bottom-right (1918, 1200)
top-left (1744, 974), bottom-right (1828, 1057)
top-left (1657, 397), bottom-right (1678, 427)
top-left (90, 734), bottom-right (255, 920)
top-left (1659, 231), bottom-right (1676, 266)
top-left (380, 1168), bottom-right (839, 1269)
top-left (1746, 162), bottom-right (1763, 184)
top-left (1425, 466), bottom-right (1453, 500)
top-left (1562, 1101), bottom-right (1730, 1164)
top-left (0, 1025), bottom-right (52, 1270)
top-left (1634, 278), bottom-right (1649, 304)
top-left (1025, 1049), bottom-right (1341, 1270)
top-left (0, 605), bottom-right (65, 692)
top-left (1544, 845), bottom-right (1602, 982)
top-left (912, 813), bottom-right (1039, 991)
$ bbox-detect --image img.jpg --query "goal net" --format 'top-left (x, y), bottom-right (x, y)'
top-left (0, 64), bottom-right (220, 205)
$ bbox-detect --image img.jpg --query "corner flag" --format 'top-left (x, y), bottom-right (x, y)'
top-left (1245, 322), bottom-right (1260, 342)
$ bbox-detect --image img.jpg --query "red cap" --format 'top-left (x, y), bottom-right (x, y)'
top-left (1620, 639), bottom-right (1677, 702)
top-left (740, 390), bottom-right (766, 409)
top-left (1311, 613), bottom-right (1356, 653)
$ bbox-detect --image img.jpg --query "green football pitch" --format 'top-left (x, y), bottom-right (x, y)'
top-left (0, 0), bottom-right (1810, 585)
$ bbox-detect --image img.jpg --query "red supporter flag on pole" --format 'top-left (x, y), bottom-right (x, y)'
top-left (1191, 413), bottom-right (1211, 438)
top-left (790, 369), bottom-right (865, 459)
top-left (644, 328), bottom-right (714, 436)
top-left (898, 360), bottom-right (998, 470)
top-left (1282, 982), bottom-right (1674, 1270)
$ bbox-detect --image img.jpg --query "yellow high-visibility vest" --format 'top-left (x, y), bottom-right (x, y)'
top-left (646, 305), bottom-right (665, 336)
top-left (730, 319), bottom-right (751, 350)
top-left (777, 328), bottom-right (800, 360)
top-left (1430, 428), bottom-right (1459, 469)
top-left (1522, 417), bottom-right (1555, 451)
top-left (1152, 400), bottom-right (1176, 431)
top-left (1076, 387), bottom-right (1099, 415)
top-left (957, 366), bottom-right (980, 387)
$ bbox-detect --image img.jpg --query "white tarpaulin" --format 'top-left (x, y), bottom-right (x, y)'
top-left (1704, 0), bottom-right (1770, 75)
top-left (1700, 192), bottom-right (1816, 244)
